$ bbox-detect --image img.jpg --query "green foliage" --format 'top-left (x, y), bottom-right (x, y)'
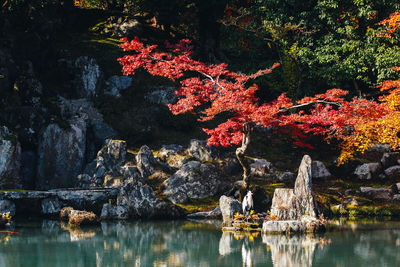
top-left (252, 0), bottom-right (400, 95)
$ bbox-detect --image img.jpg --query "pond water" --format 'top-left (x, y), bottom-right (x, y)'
top-left (0, 219), bottom-right (399, 267)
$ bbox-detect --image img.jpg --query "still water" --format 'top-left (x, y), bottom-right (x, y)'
top-left (0, 220), bottom-right (399, 267)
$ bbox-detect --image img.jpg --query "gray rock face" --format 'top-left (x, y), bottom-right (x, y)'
top-left (360, 187), bottom-right (392, 202)
top-left (270, 189), bottom-right (295, 220)
top-left (157, 144), bottom-right (183, 160)
top-left (162, 161), bottom-right (223, 204)
top-left (250, 159), bottom-right (272, 177)
top-left (20, 151), bottom-right (36, 189)
top-left (219, 195), bottom-right (242, 226)
top-left (384, 165), bottom-right (400, 180)
top-left (36, 118), bottom-right (87, 189)
top-left (117, 181), bottom-right (159, 218)
top-left (269, 155), bottom-right (318, 223)
top-left (0, 126), bottom-right (21, 189)
top-left (74, 56), bottom-right (102, 99)
top-left (354, 163), bottom-right (382, 180)
top-left (187, 207), bottom-right (222, 219)
top-left (262, 220), bottom-right (304, 233)
top-left (104, 75), bottom-right (132, 97)
top-left (311, 161), bottom-right (332, 180)
top-left (109, 17), bottom-right (143, 37)
top-left (292, 155), bottom-right (318, 219)
top-left (393, 194), bottom-right (400, 203)
top-left (136, 145), bottom-right (160, 178)
top-left (0, 200), bottom-right (16, 217)
top-left (188, 139), bottom-right (215, 162)
top-left (41, 198), bottom-right (62, 216)
top-left (381, 152), bottom-right (400, 169)
top-left (100, 203), bottom-right (129, 220)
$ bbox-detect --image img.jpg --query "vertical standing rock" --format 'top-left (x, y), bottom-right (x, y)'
top-left (136, 145), bottom-right (160, 178)
top-left (293, 155), bottom-right (318, 219)
top-left (219, 195), bottom-right (242, 227)
top-left (36, 118), bottom-right (87, 189)
top-left (0, 126), bottom-right (21, 189)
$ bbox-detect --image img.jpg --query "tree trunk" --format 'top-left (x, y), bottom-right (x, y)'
top-left (235, 123), bottom-right (252, 191)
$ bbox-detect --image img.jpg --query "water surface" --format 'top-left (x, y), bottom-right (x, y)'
top-left (0, 219), bottom-right (399, 266)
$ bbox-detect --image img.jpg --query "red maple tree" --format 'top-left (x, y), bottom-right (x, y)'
top-left (118, 37), bottom-right (395, 189)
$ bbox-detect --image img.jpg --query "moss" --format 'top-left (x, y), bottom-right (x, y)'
top-left (177, 196), bottom-right (220, 213)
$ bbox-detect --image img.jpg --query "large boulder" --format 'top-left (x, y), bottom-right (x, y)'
top-left (219, 195), bottom-right (242, 227)
top-left (0, 126), bottom-right (21, 189)
top-left (144, 86), bottom-right (178, 106)
top-left (36, 117), bottom-right (87, 189)
top-left (292, 155), bottom-right (318, 220)
top-left (162, 161), bottom-right (225, 204)
top-left (41, 197), bottom-right (62, 216)
top-left (360, 187), bottom-right (392, 202)
top-left (270, 189), bottom-right (295, 220)
top-left (74, 56), bottom-right (102, 99)
top-left (262, 220), bottom-right (304, 233)
top-left (381, 152), bottom-right (400, 169)
top-left (384, 165), bottom-right (400, 180)
top-left (104, 75), bottom-right (132, 98)
top-left (188, 139), bottom-right (215, 162)
top-left (116, 180), bottom-right (184, 219)
top-left (363, 144), bottom-right (392, 162)
top-left (100, 203), bottom-right (129, 220)
top-left (136, 145), bottom-right (165, 178)
top-left (353, 163), bottom-right (382, 180)
top-left (69, 210), bottom-right (98, 226)
top-left (311, 161), bottom-right (332, 180)
top-left (250, 159), bottom-right (272, 177)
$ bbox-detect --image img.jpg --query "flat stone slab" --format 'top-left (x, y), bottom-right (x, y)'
top-left (262, 220), bottom-right (304, 233)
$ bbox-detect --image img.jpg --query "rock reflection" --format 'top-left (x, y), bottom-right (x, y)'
top-left (262, 234), bottom-right (330, 267)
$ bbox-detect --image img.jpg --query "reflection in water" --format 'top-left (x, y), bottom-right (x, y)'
top-left (0, 220), bottom-right (399, 266)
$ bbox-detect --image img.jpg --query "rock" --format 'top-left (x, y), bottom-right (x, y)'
top-left (162, 161), bottom-right (224, 204)
top-left (36, 117), bottom-right (87, 189)
top-left (250, 159), bottom-right (272, 177)
top-left (68, 210), bottom-right (98, 226)
top-left (262, 220), bottom-right (304, 233)
top-left (60, 206), bottom-right (74, 221)
top-left (384, 165), bottom-right (400, 180)
top-left (353, 163), bottom-right (382, 180)
top-left (104, 75), bottom-right (132, 97)
top-left (119, 165), bottom-right (142, 181)
top-left (41, 198), bottom-right (62, 216)
top-left (103, 174), bottom-right (125, 187)
top-left (188, 139), bottom-right (215, 162)
top-left (74, 56), bottom-right (102, 98)
top-left (144, 86), bottom-right (178, 106)
top-left (397, 183), bottom-right (400, 192)
top-left (56, 188), bottom-right (119, 214)
top-left (117, 180), bottom-right (159, 218)
top-left (311, 161), bottom-right (332, 180)
top-left (75, 174), bottom-right (96, 189)
top-left (278, 172), bottom-right (296, 183)
top-left (0, 126), bottom-right (21, 189)
top-left (360, 187), bottom-right (392, 202)
top-left (111, 17), bottom-right (142, 37)
top-left (251, 186), bottom-right (271, 213)
top-left (381, 152), bottom-right (400, 169)
top-left (91, 123), bottom-right (117, 147)
top-left (20, 151), bottom-right (36, 189)
top-left (0, 200), bottom-right (16, 217)
top-left (363, 144), bottom-right (392, 162)
top-left (157, 144), bottom-right (183, 160)
top-left (393, 194), bottom-right (400, 203)
top-left (292, 155), bottom-right (318, 219)
top-left (219, 195), bottom-right (242, 227)
top-left (187, 207), bottom-right (222, 219)
top-left (100, 204), bottom-right (129, 220)
top-left (136, 145), bottom-right (161, 178)
top-left (270, 189), bottom-right (295, 220)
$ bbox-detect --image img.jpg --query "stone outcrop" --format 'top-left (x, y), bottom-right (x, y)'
top-left (188, 139), bottom-right (215, 162)
top-left (0, 126), bottom-right (21, 189)
top-left (360, 187), bottom-right (392, 202)
top-left (187, 207), bottom-right (222, 220)
top-left (162, 161), bottom-right (225, 204)
top-left (104, 75), bottom-right (132, 98)
top-left (136, 145), bottom-right (167, 178)
top-left (74, 56), bottom-right (102, 99)
top-left (353, 163), bottom-right (382, 180)
top-left (263, 155), bottom-right (323, 233)
top-left (68, 210), bottom-right (98, 226)
top-left (250, 159), bottom-right (272, 177)
top-left (381, 152), bottom-right (399, 169)
top-left (384, 165), bottom-right (400, 180)
top-left (220, 195), bottom-right (242, 227)
top-left (311, 161), bottom-right (332, 180)
top-left (36, 117), bottom-right (87, 189)
top-left (100, 203), bottom-right (129, 220)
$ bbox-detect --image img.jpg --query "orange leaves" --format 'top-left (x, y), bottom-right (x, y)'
top-left (377, 11), bottom-right (400, 38)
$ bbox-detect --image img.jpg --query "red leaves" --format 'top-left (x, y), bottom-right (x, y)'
top-left (118, 37), bottom-right (393, 152)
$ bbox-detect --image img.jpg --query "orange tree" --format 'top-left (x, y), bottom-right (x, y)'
top-left (118, 34), bottom-right (399, 188)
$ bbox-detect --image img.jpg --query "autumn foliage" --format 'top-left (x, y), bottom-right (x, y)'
top-left (118, 20), bottom-right (399, 164)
